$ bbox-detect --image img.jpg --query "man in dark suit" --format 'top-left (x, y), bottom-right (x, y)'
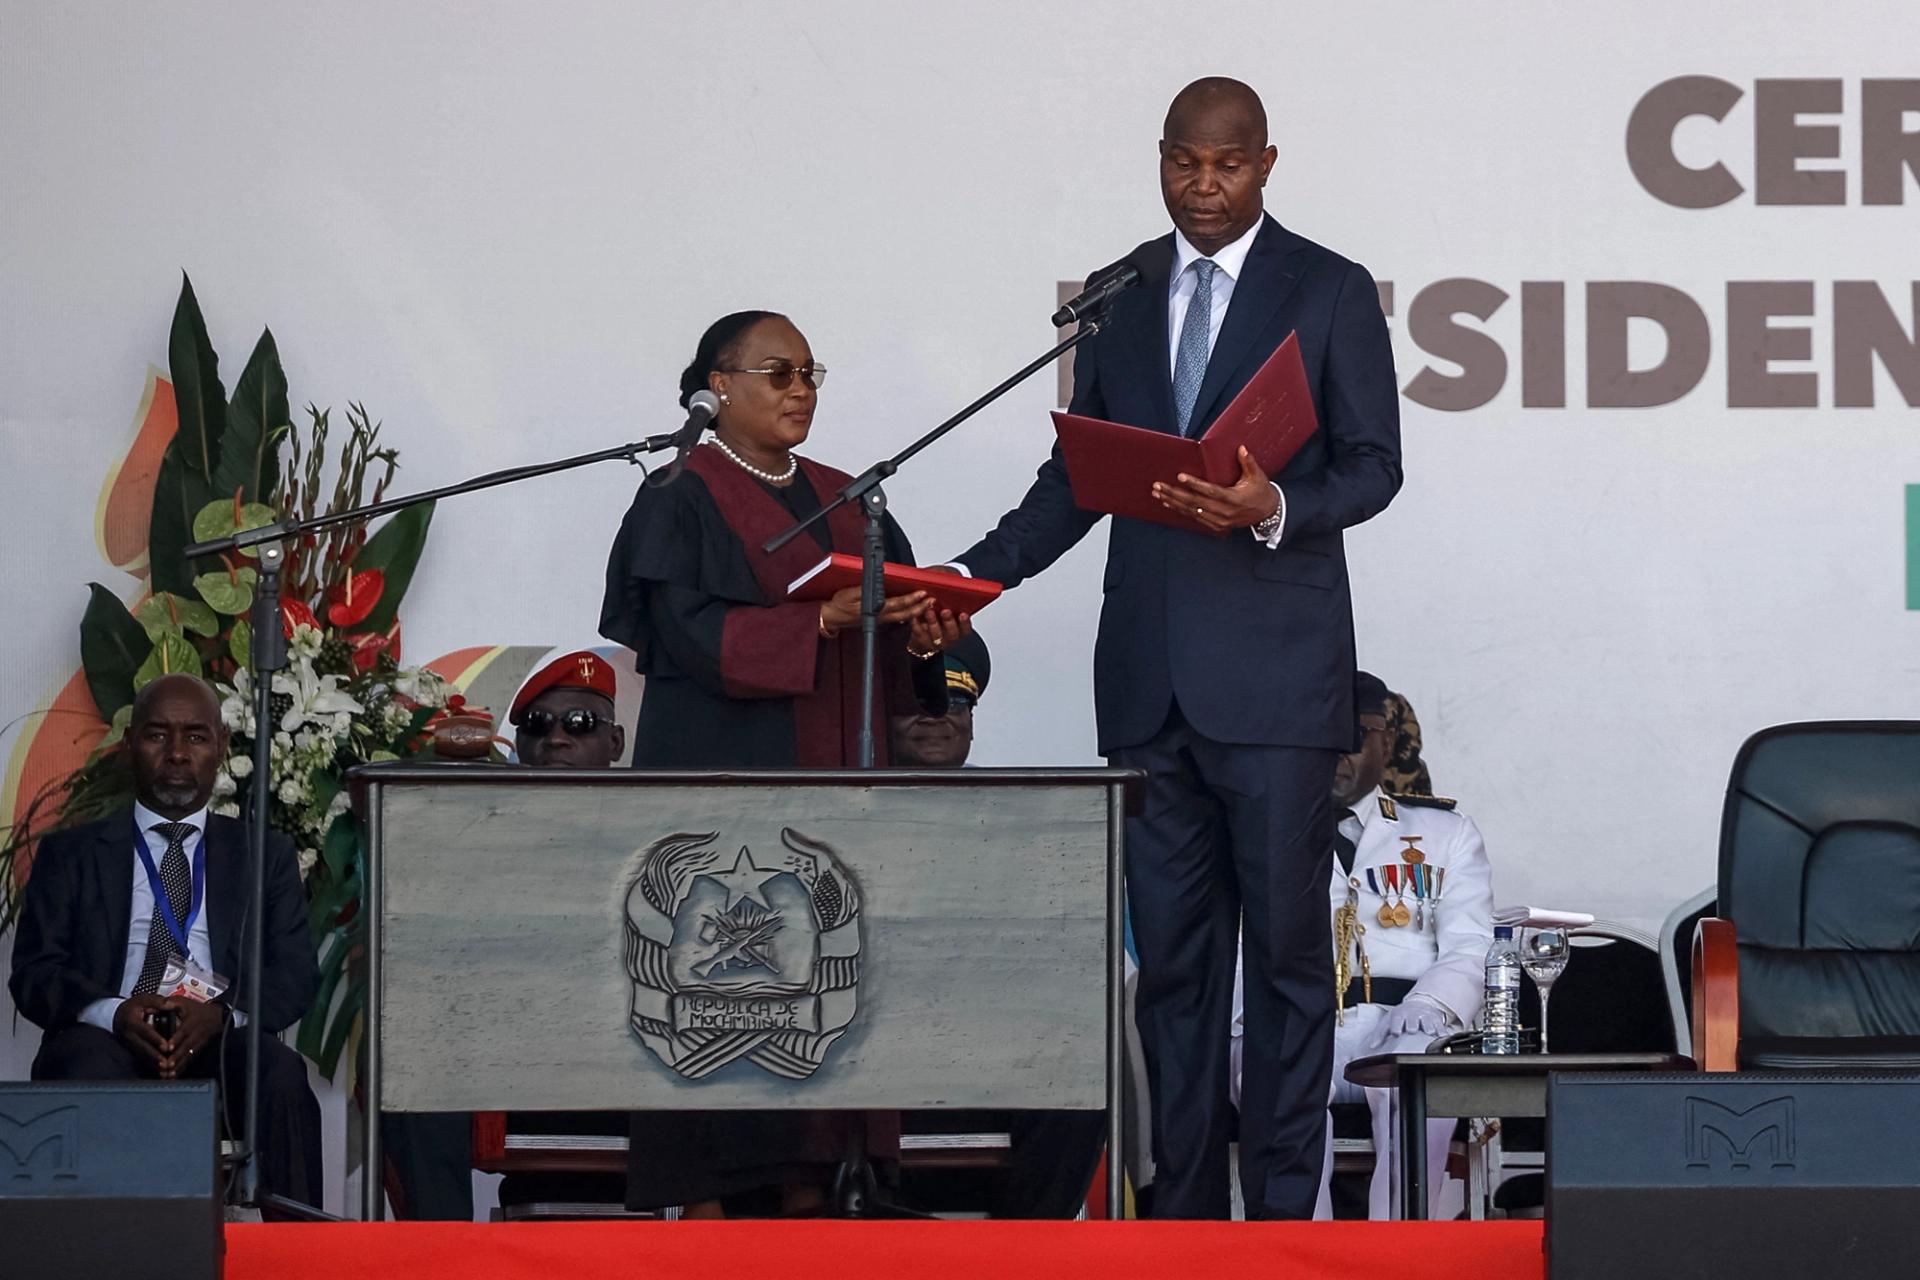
top-left (953, 78), bottom-right (1401, 1218)
top-left (9, 673), bottom-right (323, 1203)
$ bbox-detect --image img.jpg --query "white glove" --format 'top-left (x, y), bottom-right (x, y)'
top-left (1373, 996), bottom-right (1457, 1046)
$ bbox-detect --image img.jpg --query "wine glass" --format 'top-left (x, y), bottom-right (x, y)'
top-left (1522, 928), bottom-right (1571, 1053)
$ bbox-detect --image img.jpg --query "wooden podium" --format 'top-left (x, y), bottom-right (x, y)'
top-left (354, 764), bottom-right (1138, 1219)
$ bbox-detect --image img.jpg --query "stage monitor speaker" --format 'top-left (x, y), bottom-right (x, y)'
top-left (1547, 1072), bottom-right (1920, 1280)
top-left (0, 1080), bottom-right (222, 1280)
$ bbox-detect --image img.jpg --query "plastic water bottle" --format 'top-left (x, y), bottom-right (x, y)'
top-left (1482, 925), bottom-right (1522, 1054)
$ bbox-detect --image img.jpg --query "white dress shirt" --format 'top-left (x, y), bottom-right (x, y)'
top-left (1166, 222), bottom-right (1260, 372)
top-left (80, 801), bottom-right (224, 1031)
top-left (1168, 220), bottom-right (1287, 548)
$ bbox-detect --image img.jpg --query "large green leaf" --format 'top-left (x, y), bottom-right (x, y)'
top-left (311, 781), bottom-right (346, 844)
top-left (296, 931), bottom-right (354, 1062)
top-left (80, 583), bottom-right (152, 719)
top-left (133, 632), bottom-right (203, 687)
top-left (132, 592), bottom-right (219, 641)
top-left (148, 457), bottom-right (218, 597)
top-left (191, 497), bottom-right (280, 561)
top-left (193, 566), bottom-right (257, 616)
top-left (191, 498), bottom-right (279, 545)
top-left (306, 865), bottom-right (360, 943)
top-left (215, 327), bottom-right (288, 504)
top-left (149, 276), bottom-right (229, 594)
top-left (169, 273), bottom-right (225, 483)
top-left (316, 981), bottom-right (365, 1080)
top-left (229, 617), bottom-right (252, 668)
top-left (352, 501), bottom-right (434, 633)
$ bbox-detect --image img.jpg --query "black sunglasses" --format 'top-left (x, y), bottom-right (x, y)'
top-left (520, 708), bottom-right (608, 738)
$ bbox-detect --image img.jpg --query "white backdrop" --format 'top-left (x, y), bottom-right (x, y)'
top-left (5, 3), bottom-right (1919, 1093)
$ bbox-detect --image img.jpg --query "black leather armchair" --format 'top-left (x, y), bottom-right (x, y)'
top-left (1693, 721), bottom-right (1920, 1071)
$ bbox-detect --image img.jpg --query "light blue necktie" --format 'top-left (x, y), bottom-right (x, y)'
top-left (1172, 258), bottom-right (1218, 437)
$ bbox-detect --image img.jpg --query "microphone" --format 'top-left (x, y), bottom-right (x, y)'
top-left (1052, 261), bottom-right (1142, 328)
top-left (650, 389), bottom-right (721, 486)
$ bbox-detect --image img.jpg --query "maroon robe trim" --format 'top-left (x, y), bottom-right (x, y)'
top-left (684, 446), bottom-right (894, 767)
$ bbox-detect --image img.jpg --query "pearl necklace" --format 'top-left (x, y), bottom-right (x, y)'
top-left (707, 437), bottom-right (797, 484)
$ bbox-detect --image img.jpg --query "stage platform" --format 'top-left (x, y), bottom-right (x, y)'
top-left (229, 1220), bottom-right (1545, 1279)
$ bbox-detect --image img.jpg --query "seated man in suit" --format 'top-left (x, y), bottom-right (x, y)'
top-left (1232, 671), bottom-right (1494, 1219)
top-left (9, 672), bottom-right (323, 1204)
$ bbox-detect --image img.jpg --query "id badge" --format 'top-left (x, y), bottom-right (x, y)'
top-left (159, 955), bottom-right (230, 1004)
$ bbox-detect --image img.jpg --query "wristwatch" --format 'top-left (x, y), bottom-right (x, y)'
top-left (1251, 483), bottom-right (1286, 546)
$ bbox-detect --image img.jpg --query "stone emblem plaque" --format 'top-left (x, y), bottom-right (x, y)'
top-left (624, 828), bottom-right (862, 1080)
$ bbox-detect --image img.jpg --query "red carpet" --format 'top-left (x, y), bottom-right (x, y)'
top-left (229, 1221), bottom-right (1545, 1279)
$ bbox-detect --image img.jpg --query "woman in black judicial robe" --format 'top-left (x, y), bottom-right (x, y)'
top-left (601, 311), bottom-right (962, 768)
top-left (599, 311), bottom-right (970, 1215)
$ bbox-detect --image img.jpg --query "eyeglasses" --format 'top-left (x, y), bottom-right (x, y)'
top-left (718, 360), bottom-right (828, 390)
top-left (520, 708), bottom-right (608, 738)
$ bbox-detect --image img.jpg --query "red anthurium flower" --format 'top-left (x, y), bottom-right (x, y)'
top-left (345, 622), bottom-right (401, 673)
top-left (428, 692), bottom-right (491, 723)
top-left (280, 598), bottom-right (321, 637)
top-left (325, 569), bottom-right (385, 628)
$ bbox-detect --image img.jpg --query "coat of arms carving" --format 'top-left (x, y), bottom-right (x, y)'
top-left (623, 827), bottom-right (862, 1080)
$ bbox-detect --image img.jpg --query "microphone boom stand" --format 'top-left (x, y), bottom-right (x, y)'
top-left (764, 311), bottom-right (1109, 770)
top-left (180, 429), bottom-right (684, 1218)
top-left (761, 309), bottom-right (1110, 1217)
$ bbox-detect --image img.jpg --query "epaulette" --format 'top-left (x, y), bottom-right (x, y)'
top-left (1389, 793), bottom-right (1458, 811)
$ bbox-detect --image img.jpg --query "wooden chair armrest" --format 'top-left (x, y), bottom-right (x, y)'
top-left (1691, 917), bottom-right (1740, 1071)
top-left (473, 1110), bottom-right (507, 1165)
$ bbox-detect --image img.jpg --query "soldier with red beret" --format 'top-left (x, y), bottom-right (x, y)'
top-left (509, 650), bottom-right (626, 768)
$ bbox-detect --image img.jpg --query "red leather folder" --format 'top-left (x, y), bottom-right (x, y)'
top-left (1053, 331), bottom-right (1317, 533)
top-left (786, 553), bottom-right (1004, 615)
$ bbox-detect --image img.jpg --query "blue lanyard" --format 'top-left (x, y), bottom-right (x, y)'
top-left (132, 824), bottom-right (207, 956)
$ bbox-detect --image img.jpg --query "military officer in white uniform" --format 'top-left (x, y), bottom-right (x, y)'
top-left (1232, 672), bottom-right (1494, 1218)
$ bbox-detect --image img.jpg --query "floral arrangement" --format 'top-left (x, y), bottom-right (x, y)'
top-left (217, 633), bottom-right (446, 874)
top-left (0, 276), bottom-right (452, 1078)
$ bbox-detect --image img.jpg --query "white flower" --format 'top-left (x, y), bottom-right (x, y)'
top-left (279, 659), bottom-right (362, 733)
top-left (229, 754), bottom-right (252, 778)
top-left (212, 801), bottom-right (241, 819)
top-left (278, 779), bottom-right (306, 805)
top-left (218, 673), bottom-right (255, 734)
top-left (297, 846), bottom-right (319, 876)
top-left (288, 623), bottom-right (324, 661)
top-left (213, 770), bottom-right (236, 799)
top-left (392, 667), bottom-right (448, 709)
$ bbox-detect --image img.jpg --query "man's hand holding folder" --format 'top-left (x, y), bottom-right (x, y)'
top-left (1153, 445), bottom-right (1280, 534)
top-left (1051, 330), bottom-right (1317, 535)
